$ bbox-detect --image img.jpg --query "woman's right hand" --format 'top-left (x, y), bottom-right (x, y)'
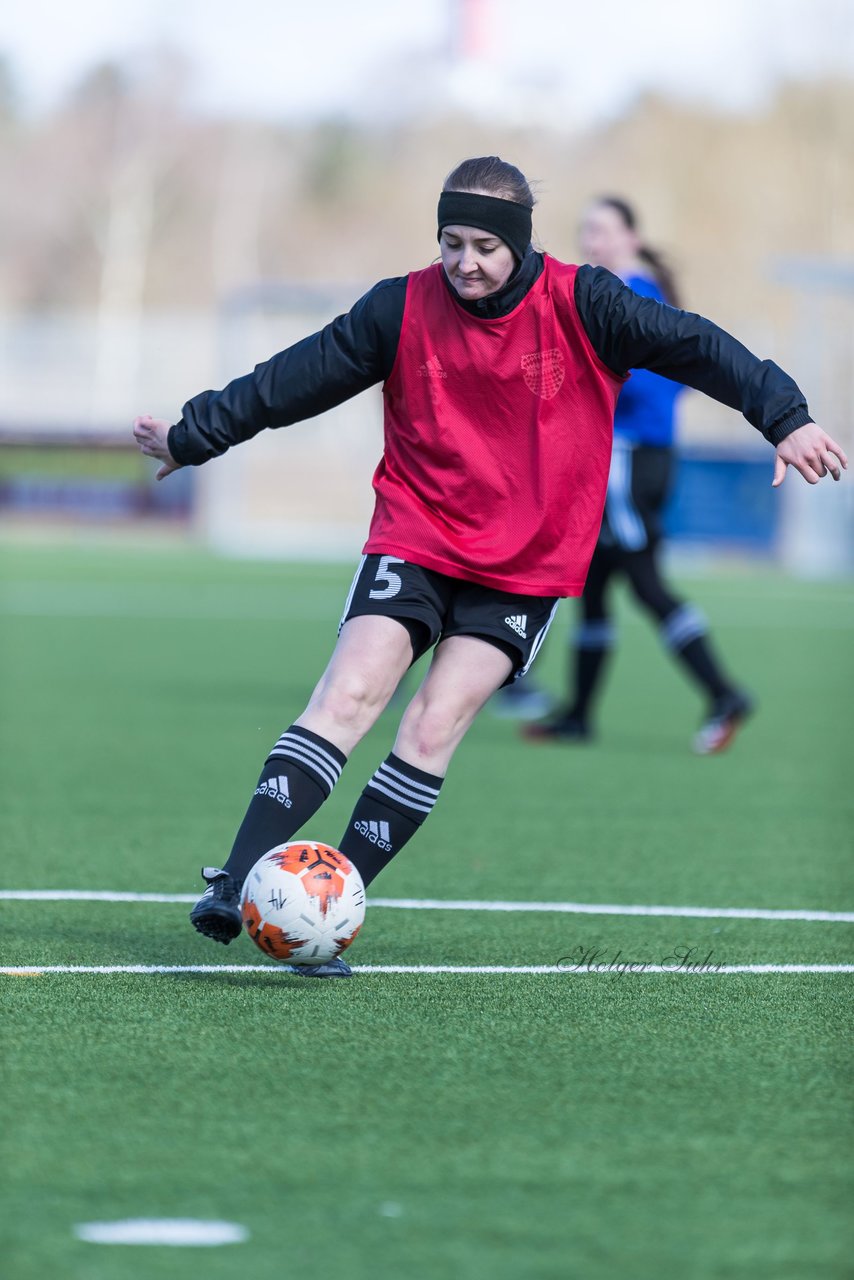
top-left (132, 415), bottom-right (182, 481)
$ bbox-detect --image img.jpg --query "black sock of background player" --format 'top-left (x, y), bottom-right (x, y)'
top-left (223, 725), bottom-right (346, 884)
top-left (568, 619), bottom-right (615, 725)
top-left (674, 637), bottom-right (732, 701)
top-left (338, 753), bottom-right (444, 888)
top-left (660, 605), bottom-right (731, 702)
top-left (570, 645), bottom-right (611, 724)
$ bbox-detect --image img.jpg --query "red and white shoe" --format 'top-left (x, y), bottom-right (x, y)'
top-left (692, 691), bottom-right (755, 755)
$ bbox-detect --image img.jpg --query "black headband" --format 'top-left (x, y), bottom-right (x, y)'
top-left (437, 190), bottom-right (532, 263)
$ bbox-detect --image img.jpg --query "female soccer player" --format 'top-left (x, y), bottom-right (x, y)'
top-left (134, 156), bottom-right (846, 976)
top-left (526, 196), bottom-right (754, 753)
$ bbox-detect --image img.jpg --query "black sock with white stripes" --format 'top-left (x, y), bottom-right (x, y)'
top-left (223, 725), bottom-right (346, 884)
top-left (660, 605), bottom-right (731, 701)
top-left (338, 753), bottom-right (444, 888)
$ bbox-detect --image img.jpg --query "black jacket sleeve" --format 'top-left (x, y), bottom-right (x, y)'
top-left (168, 276), bottom-right (408, 466)
top-left (573, 264), bottom-right (812, 446)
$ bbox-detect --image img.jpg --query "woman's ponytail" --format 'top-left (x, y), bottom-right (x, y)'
top-left (598, 196), bottom-right (681, 307)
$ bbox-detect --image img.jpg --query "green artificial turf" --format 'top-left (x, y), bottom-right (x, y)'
top-left (1, 541), bottom-right (852, 1279)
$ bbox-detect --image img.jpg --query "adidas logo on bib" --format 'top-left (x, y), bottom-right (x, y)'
top-left (417, 355), bottom-right (447, 379)
top-left (255, 775), bottom-right (293, 808)
top-left (504, 614), bottom-right (528, 639)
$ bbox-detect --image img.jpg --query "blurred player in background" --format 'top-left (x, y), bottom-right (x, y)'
top-left (134, 158), bottom-right (846, 976)
top-left (526, 196), bottom-right (754, 753)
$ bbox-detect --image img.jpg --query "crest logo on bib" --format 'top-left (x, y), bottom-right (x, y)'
top-left (521, 349), bottom-right (565, 400)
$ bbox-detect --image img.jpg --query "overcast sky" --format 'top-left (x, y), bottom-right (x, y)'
top-left (2, 0), bottom-right (854, 127)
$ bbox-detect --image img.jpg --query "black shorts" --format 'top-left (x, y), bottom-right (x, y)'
top-left (339, 555), bottom-right (559, 685)
top-left (599, 442), bottom-right (674, 552)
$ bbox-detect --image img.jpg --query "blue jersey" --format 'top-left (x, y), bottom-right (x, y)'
top-left (614, 274), bottom-right (684, 448)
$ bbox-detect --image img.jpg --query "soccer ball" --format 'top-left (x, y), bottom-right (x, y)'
top-left (240, 842), bottom-right (365, 966)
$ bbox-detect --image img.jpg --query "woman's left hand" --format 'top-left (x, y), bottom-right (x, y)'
top-left (773, 423), bottom-right (848, 486)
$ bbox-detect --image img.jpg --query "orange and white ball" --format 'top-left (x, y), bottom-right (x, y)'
top-left (241, 842), bottom-right (365, 966)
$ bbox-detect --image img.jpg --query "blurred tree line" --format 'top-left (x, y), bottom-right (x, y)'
top-left (0, 46), bottom-right (852, 337)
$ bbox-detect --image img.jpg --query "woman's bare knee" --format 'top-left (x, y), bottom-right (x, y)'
top-left (395, 696), bottom-right (474, 773)
top-left (300, 670), bottom-right (387, 741)
top-left (296, 614), bottom-right (414, 751)
top-left (319, 670), bottom-right (387, 721)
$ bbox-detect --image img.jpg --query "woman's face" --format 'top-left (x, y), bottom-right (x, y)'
top-left (578, 202), bottom-right (639, 272)
top-left (440, 224), bottom-right (516, 300)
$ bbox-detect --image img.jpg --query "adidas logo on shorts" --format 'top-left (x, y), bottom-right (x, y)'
top-left (504, 614), bottom-right (528, 639)
top-left (255, 775), bottom-right (293, 808)
top-left (354, 819), bottom-right (392, 851)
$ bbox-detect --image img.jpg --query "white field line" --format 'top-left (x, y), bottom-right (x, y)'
top-left (1, 889), bottom-right (852, 923)
top-left (1, 964), bottom-right (853, 977)
top-left (369, 898), bottom-right (854, 923)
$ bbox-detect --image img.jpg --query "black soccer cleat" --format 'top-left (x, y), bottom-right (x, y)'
top-left (189, 867), bottom-right (243, 945)
top-left (283, 956), bottom-right (353, 979)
